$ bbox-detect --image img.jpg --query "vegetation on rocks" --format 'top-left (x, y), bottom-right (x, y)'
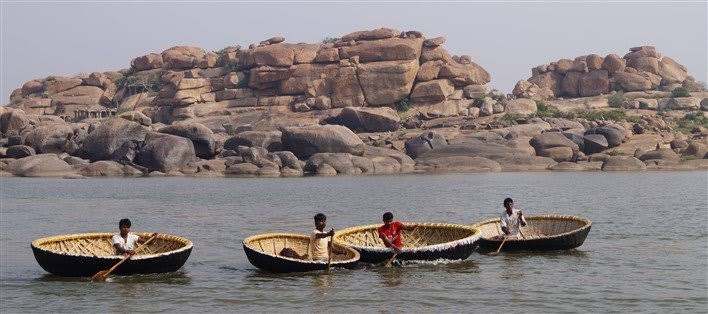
top-left (674, 112), bottom-right (708, 134)
top-left (671, 87), bottom-right (690, 98)
top-left (607, 93), bottom-right (625, 107)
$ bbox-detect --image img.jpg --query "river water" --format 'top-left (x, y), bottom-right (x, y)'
top-left (1, 172), bottom-right (707, 313)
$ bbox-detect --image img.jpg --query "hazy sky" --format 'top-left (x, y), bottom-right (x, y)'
top-left (2, 1), bottom-right (706, 104)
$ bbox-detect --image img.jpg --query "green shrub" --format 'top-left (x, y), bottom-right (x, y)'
top-left (626, 115), bottom-right (642, 123)
top-left (224, 60), bottom-right (238, 73)
top-left (674, 112), bottom-right (708, 134)
top-left (607, 150), bottom-right (630, 156)
top-left (395, 98), bottom-right (412, 112)
top-left (500, 114), bottom-right (523, 122)
top-left (535, 103), bottom-right (563, 118)
top-left (473, 96), bottom-right (485, 107)
top-left (115, 107), bottom-right (132, 115)
top-left (578, 109), bottom-right (626, 122)
top-left (671, 87), bottom-right (690, 98)
top-left (607, 92), bottom-right (625, 107)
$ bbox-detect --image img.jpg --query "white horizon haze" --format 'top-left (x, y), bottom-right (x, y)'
top-left (1, 1), bottom-right (707, 104)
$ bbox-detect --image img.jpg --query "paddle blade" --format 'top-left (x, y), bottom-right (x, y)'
top-left (91, 270), bottom-right (109, 282)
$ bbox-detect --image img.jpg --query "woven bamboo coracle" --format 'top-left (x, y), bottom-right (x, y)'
top-left (242, 233), bottom-right (360, 273)
top-left (334, 223), bottom-right (480, 263)
top-left (471, 215), bottom-right (592, 252)
top-left (31, 232), bottom-right (193, 276)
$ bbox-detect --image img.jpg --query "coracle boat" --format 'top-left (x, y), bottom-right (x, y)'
top-left (334, 223), bottom-right (479, 263)
top-left (243, 233), bottom-right (360, 273)
top-left (471, 215), bottom-right (592, 253)
top-left (31, 232), bottom-right (192, 277)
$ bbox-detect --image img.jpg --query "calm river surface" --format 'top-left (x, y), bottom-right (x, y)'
top-left (1, 172), bottom-right (707, 313)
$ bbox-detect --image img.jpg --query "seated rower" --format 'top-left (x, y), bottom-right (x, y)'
top-left (378, 212), bottom-right (412, 253)
top-left (499, 198), bottom-right (527, 239)
top-left (112, 218), bottom-right (158, 256)
top-left (309, 213), bottom-right (335, 261)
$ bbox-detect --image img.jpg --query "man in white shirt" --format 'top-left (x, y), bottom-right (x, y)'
top-left (500, 198), bottom-right (527, 239)
top-left (112, 218), bottom-right (158, 256)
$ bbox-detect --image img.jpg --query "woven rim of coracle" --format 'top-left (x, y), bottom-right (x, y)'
top-left (242, 232), bottom-right (360, 265)
top-left (334, 222), bottom-right (480, 254)
top-left (470, 214), bottom-right (592, 241)
top-left (31, 232), bottom-right (193, 260)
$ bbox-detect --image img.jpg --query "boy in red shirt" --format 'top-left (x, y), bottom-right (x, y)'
top-left (378, 212), bottom-right (411, 253)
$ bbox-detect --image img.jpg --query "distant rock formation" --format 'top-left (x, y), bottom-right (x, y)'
top-left (513, 46), bottom-right (704, 101)
top-left (6, 27), bottom-right (490, 126)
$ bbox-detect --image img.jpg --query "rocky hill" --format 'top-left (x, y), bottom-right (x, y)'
top-left (7, 27), bottom-right (489, 127)
top-left (513, 46), bottom-right (704, 101)
top-left (1, 29), bottom-right (707, 178)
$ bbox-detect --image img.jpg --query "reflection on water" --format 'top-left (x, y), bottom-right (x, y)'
top-left (1, 172), bottom-right (707, 312)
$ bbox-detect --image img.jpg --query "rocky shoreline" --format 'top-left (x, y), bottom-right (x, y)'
top-left (1, 28), bottom-right (707, 178)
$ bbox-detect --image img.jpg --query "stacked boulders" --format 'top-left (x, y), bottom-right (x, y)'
top-left (513, 46), bottom-right (702, 101)
top-left (7, 28), bottom-right (491, 128)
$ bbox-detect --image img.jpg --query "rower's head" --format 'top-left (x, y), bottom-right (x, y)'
top-left (314, 213), bottom-right (326, 230)
top-left (119, 218), bottom-right (131, 235)
top-left (382, 212), bottom-right (394, 226)
top-left (504, 198), bottom-right (514, 211)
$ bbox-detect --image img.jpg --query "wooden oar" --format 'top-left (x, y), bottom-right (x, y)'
top-left (327, 233), bottom-right (334, 269)
top-left (92, 234), bottom-right (157, 282)
top-left (491, 236), bottom-right (508, 255)
top-left (383, 251), bottom-right (397, 268)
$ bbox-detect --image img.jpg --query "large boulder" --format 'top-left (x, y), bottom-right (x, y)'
top-left (332, 107), bottom-right (400, 132)
top-left (159, 122), bottom-right (216, 158)
top-left (43, 77), bottom-right (82, 94)
top-left (438, 61), bottom-right (491, 86)
top-left (638, 148), bottom-right (680, 162)
top-left (601, 156), bottom-right (646, 171)
top-left (5, 154), bottom-right (76, 177)
top-left (50, 86), bottom-right (105, 107)
top-left (223, 131), bottom-right (283, 151)
top-left (602, 54), bottom-right (626, 73)
top-left (161, 46), bottom-right (206, 69)
top-left (131, 53), bottom-right (164, 71)
top-left (338, 37), bottom-right (422, 62)
top-left (530, 132), bottom-right (579, 152)
top-left (528, 72), bottom-right (563, 97)
top-left (341, 28), bottom-right (401, 41)
top-left (583, 134), bottom-right (609, 154)
top-left (416, 156), bottom-right (501, 172)
top-left (585, 127), bottom-right (624, 147)
top-left (657, 57), bottom-right (688, 84)
top-left (357, 60), bottom-right (419, 105)
top-left (665, 97), bottom-right (700, 110)
top-left (281, 125), bottom-right (365, 159)
top-left (363, 145), bottom-right (415, 173)
top-left (0, 109), bottom-right (30, 135)
top-left (137, 132), bottom-right (196, 172)
top-left (82, 118), bottom-right (149, 161)
top-left (613, 72), bottom-right (652, 91)
top-left (405, 131), bottom-right (447, 159)
top-left (410, 79), bottom-right (455, 102)
top-left (504, 99), bottom-right (537, 116)
top-left (578, 70), bottom-right (609, 97)
top-left (76, 160), bottom-right (127, 177)
top-left (5, 145), bottom-right (35, 159)
top-left (304, 153), bottom-right (374, 175)
top-left (24, 123), bottom-right (74, 154)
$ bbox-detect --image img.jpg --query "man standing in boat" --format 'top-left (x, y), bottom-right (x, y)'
top-left (309, 213), bottom-right (335, 261)
top-left (500, 198), bottom-right (527, 239)
top-left (378, 212), bottom-right (411, 253)
top-left (113, 218), bottom-right (158, 256)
